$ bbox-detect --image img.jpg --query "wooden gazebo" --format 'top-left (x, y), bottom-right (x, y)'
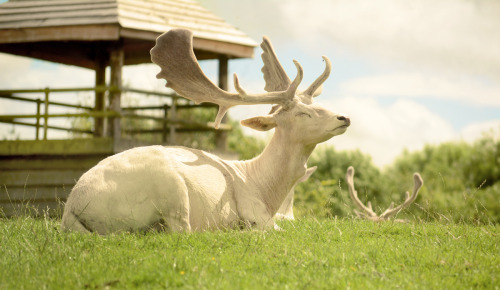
top-left (0, 0), bottom-right (257, 217)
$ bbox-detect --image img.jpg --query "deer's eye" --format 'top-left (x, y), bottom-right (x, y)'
top-left (296, 112), bottom-right (312, 118)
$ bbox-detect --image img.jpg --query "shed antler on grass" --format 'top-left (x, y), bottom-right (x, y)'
top-left (345, 166), bottom-right (423, 222)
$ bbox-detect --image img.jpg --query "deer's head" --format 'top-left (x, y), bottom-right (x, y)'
top-left (151, 29), bottom-right (350, 146)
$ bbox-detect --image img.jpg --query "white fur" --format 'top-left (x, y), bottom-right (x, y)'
top-left (61, 29), bottom-right (350, 234)
top-left (61, 103), bottom-right (348, 234)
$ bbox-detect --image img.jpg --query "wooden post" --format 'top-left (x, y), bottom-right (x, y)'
top-left (169, 98), bottom-right (177, 145)
top-left (215, 55), bottom-right (229, 151)
top-left (108, 45), bottom-right (124, 139)
top-left (162, 104), bottom-right (168, 142)
top-left (94, 56), bottom-right (106, 137)
top-left (35, 98), bottom-right (41, 140)
top-left (43, 88), bottom-right (49, 140)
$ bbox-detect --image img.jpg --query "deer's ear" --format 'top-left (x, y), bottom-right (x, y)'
top-left (241, 115), bottom-right (277, 131)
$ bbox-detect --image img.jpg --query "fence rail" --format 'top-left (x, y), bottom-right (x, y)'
top-left (0, 86), bottom-right (229, 142)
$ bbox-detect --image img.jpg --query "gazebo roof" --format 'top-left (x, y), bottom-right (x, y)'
top-left (0, 0), bottom-right (257, 69)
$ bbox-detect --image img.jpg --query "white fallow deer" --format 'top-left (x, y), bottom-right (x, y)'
top-left (346, 166), bottom-right (423, 222)
top-left (61, 29), bottom-right (350, 234)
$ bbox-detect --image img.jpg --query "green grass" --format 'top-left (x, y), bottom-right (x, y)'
top-left (1, 217), bottom-right (498, 289)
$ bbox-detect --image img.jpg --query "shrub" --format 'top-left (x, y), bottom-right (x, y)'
top-left (292, 133), bottom-right (500, 224)
top-left (294, 147), bottom-right (387, 218)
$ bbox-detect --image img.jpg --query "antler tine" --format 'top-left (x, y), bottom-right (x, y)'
top-left (260, 36), bottom-right (291, 92)
top-left (346, 166), bottom-right (378, 218)
top-left (302, 56), bottom-right (332, 102)
top-left (379, 173), bottom-right (423, 219)
top-left (151, 29), bottom-right (304, 129)
top-left (234, 60), bottom-right (303, 107)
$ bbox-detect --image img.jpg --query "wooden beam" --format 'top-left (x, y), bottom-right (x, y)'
top-left (0, 186), bottom-right (73, 203)
top-left (0, 169), bottom-right (85, 187)
top-left (119, 28), bottom-right (255, 58)
top-left (215, 55), bottom-right (229, 151)
top-left (0, 25), bottom-right (120, 44)
top-left (218, 55), bottom-right (229, 90)
top-left (0, 41), bottom-right (112, 69)
top-left (94, 48), bottom-right (107, 137)
top-left (0, 31), bottom-right (255, 71)
top-left (0, 157), bottom-right (103, 171)
top-left (0, 139), bottom-right (115, 156)
top-left (108, 44), bottom-right (124, 139)
top-left (119, 28), bottom-right (160, 43)
top-left (169, 98), bottom-right (177, 145)
top-left (193, 37), bottom-right (255, 59)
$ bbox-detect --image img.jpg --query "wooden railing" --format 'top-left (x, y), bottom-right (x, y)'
top-left (0, 86), bottom-right (230, 143)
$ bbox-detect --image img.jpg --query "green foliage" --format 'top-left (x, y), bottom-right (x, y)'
top-left (293, 133), bottom-right (500, 224)
top-left (1, 217), bottom-right (498, 289)
top-left (68, 93), bottom-right (94, 139)
top-left (294, 147), bottom-right (386, 218)
top-left (69, 93), bottom-right (221, 147)
top-left (227, 120), bottom-right (266, 160)
top-left (173, 106), bottom-right (218, 150)
top-left (385, 133), bottom-right (500, 224)
top-left (67, 91), bottom-right (499, 225)
top-left (68, 92), bottom-right (265, 157)
top-left (463, 133), bottom-right (500, 188)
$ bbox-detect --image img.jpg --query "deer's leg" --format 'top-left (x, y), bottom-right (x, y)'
top-left (254, 215), bottom-right (276, 231)
top-left (275, 191), bottom-right (294, 221)
top-left (163, 212), bottom-right (191, 232)
top-left (238, 200), bottom-right (275, 231)
top-left (157, 177), bottom-right (192, 232)
top-left (61, 210), bottom-right (92, 233)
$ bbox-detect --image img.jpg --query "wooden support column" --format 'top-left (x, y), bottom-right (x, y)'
top-left (162, 104), bottom-right (169, 142)
top-left (108, 44), bottom-right (124, 139)
top-left (43, 88), bottom-right (49, 140)
top-left (35, 99), bottom-right (41, 140)
top-left (215, 55), bottom-right (228, 151)
top-left (169, 98), bottom-right (177, 145)
top-left (94, 55), bottom-right (106, 137)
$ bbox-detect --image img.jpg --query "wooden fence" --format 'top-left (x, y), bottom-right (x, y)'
top-left (0, 86), bottom-right (230, 143)
top-left (0, 87), bottom-right (233, 217)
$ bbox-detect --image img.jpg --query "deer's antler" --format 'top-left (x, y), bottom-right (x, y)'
top-left (345, 166), bottom-right (423, 222)
top-left (151, 29), bottom-right (303, 128)
top-left (301, 56), bottom-right (331, 102)
top-left (260, 36), bottom-right (290, 93)
top-left (260, 35), bottom-right (331, 107)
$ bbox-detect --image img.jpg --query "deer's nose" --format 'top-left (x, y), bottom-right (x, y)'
top-left (337, 115), bottom-right (351, 125)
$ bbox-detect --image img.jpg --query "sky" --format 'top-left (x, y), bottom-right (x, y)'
top-left (1, 0), bottom-right (499, 168)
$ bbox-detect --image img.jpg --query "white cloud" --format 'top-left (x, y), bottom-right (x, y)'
top-left (339, 72), bottom-right (500, 107)
top-left (460, 120), bottom-right (500, 142)
top-left (198, 0), bottom-right (500, 166)
top-left (320, 96), bottom-right (456, 167)
top-left (2, 0), bottom-right (499, 165)
top-left (0, 53), bottom-right (31, 82)
top-left (0, 53), bottom-right (96, 139)
top-left (123, 64), bottom-right (165, 91)
top-left (280, 0), bottom-right (500, 81)
top-left (0, 53), bottom-right (93, 89)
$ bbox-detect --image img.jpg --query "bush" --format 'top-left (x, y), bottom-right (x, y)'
top-left (385, 134), bottom-right (500, 224)
top-left (227, 120), bottom-right (266, 160)
top-left (294, 147), bottom-right (387, 218)
top-left (291, 133), bottom-right (500, 225)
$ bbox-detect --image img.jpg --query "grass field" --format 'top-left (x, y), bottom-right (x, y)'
top-left (1, 216), bottom-right (498, 289)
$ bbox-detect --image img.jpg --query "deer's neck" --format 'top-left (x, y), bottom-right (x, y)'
top-left (238, 130), bottom-right (315, 215)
